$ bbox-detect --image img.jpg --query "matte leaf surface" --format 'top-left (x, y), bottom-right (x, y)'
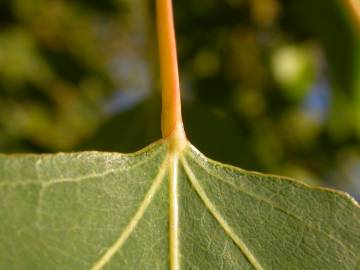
top-left (0, 140), bottom-right (359, 269)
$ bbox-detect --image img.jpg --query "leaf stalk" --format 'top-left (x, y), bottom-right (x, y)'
top-left (156, 0), bottom-right (185, 141)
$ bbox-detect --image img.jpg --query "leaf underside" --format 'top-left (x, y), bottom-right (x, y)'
top-left (0, 140), bottom-right (359, 269)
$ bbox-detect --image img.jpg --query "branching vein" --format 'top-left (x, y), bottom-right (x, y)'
top-left (181, 156), bottom-right (264, 270)
top-left (186, 152), bottom-right (353, 253)
top-left (90, 158), bottom-right (168, 270)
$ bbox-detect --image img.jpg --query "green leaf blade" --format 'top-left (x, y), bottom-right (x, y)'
top-left (0, 142), bottom-right (169, 269)
top-left (181, 144), bottom-right (360, 269)
top-left (0, 140), bottom-right (359, 269)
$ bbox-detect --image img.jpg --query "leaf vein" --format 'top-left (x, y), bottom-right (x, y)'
top-left (35, 149), bottom-right (164, 226)
top-left (89, 157), bottom-right (168, 270)
top-left (0, 146), bottom-right (163, 188)
top-left (181, 156), bottom-right (264, 270)
top-left (187, 152), bottom-right (354, 254)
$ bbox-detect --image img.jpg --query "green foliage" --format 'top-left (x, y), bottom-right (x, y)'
top-left (1, 141), bottom-right (359, 269)
top-left (0, 1), bottom-right (360, 267)
top-left (0, 0), bottom-right (127, 151)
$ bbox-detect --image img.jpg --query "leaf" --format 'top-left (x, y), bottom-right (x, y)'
top-left (1, 139), bottom-right (359, 269)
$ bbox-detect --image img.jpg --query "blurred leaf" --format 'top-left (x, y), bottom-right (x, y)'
top-left (282, 0), bottom-right (360, 91)
top-left (79, 96), bottom-right (161, 153)
top-left (271, 44), bottom-right (316, 100)
top-left (282, 0), bottom-right (360, 134)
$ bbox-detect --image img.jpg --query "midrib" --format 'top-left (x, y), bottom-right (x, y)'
top-left (169, 152), bottom-right (180, 270)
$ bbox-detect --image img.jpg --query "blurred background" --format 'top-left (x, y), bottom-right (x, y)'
top-left (0, 0), bottom-right (359, 199)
